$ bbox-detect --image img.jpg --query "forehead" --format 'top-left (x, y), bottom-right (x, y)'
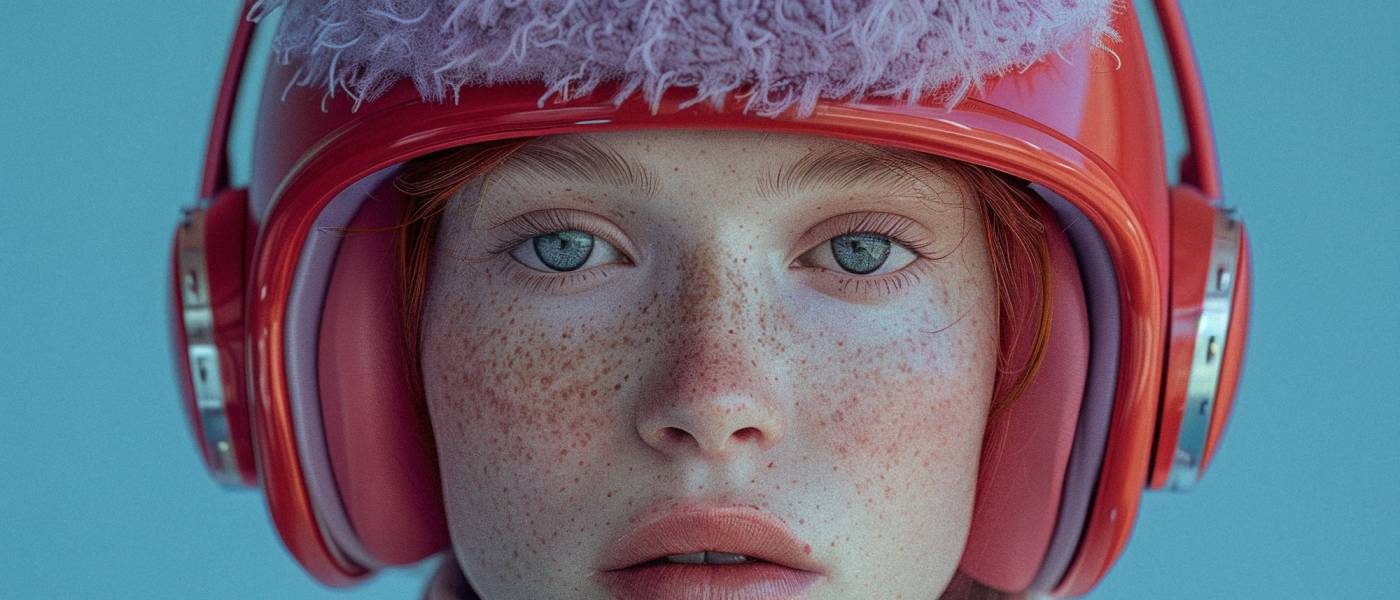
top-left (490, 129), bottom-right (968, 202)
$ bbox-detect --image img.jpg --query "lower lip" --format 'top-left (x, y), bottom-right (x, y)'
top-left (596, 562), bottom-right (822, 600)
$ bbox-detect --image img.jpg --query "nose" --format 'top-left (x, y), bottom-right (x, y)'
top-left (636, 362), bottom-right (785, 461)
top-left (634, 248), bottom-right (786, 462)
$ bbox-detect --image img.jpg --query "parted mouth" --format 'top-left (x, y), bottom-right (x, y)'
top-left (595, 503), bottom-right (827, 574)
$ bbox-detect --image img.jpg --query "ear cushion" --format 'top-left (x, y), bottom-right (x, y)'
top-left (1028, 184), bottom-right (1122, 593)
top-left (959, 199), bottom-right (1091, 591)
top-left (318, 181), bottom-right (449, 565)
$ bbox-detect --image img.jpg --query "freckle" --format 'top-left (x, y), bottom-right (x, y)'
top-left (767, 462), bottom-right (774, 469)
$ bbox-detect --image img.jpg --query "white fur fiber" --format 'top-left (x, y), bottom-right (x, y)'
top-left (250, 0), bottom-right (1120, 117)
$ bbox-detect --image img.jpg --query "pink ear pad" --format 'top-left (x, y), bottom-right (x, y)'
top-left (958, 201), bottom-right (1090, 591)
top-left (319, 184), bottom-right (450, 565)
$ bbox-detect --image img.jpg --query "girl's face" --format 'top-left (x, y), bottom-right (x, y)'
top-left (421, 130), bottom-right (997, 599)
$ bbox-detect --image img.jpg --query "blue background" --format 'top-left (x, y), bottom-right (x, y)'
top-left (3, 2), bottom-right (1396, 598)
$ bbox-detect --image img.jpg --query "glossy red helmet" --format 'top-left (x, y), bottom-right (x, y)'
top-left (169, 0), bottom-right (1251, 596)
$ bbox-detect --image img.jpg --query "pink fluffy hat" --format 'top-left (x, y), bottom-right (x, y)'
top-left (249, 0), bottom-right (1119, 116)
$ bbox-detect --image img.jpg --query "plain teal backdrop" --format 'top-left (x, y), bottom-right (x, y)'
top-left (3, 1), bottom-right (1397, 598)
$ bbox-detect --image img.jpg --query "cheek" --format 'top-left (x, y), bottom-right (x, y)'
top-left (785, 270), bottom-right (997, 578)
top-left (797, 305), bottom-right (994, 496)
top-left (422, 283), bottom-right (638, 492)
top-left (419, 274), bottom-right (659, 584)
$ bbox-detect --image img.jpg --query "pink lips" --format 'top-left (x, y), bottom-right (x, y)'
top-left (593, 504), bottom-right (826, 600)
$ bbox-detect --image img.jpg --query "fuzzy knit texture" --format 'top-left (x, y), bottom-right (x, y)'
top-left (249, 0), bottom-right (1120, 117)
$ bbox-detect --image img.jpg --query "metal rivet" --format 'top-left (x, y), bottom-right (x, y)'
top-left (1216, 267), bottom-right (1231, 291)
top-left (1205, 336), bottom-right (1219, 364)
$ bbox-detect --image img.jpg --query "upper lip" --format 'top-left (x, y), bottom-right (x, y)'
top-left (596, 503), bottom-right (826, 575)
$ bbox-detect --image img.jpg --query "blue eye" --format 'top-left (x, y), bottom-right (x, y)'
top-left (508, 229), bottom-right (624, 273)
top-left (532, 230), bottom-right (594, 271)
top-left (793, 213), bottom-right (928, 280)
top-left (829, 233), bottom-right (892, 274)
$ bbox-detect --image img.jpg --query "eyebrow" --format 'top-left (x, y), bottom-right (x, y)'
top-left (755, 142), bottom-right (943, 201)
top-left (491, 135), bottom-right (949, 203)
top-left (492, 136), bottom-right (662, 199)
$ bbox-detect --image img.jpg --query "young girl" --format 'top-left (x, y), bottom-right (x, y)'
top-left (170, 1), bottom-right (1250, 598)
top-left (398, 130), bottom-right (1051, 599)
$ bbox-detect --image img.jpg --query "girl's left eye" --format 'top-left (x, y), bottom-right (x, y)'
top-left (794, 232), bottom-right (918, 276)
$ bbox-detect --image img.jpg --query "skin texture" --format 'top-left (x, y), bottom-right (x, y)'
top-left (420, 130), bottom-right (998, 599)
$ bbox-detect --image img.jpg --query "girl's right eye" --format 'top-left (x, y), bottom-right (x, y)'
top-left (508, 229), bottom-right (627, 273)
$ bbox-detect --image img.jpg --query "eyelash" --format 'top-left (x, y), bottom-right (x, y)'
top-left (483, 209), bottom-right (631, 294)
top-left (798, 212), bottom-right (941, 297)
top-left (484, 209), bottom-right (939, 297)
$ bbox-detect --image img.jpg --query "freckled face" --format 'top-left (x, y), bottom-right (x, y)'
top-left (420, 130), bottom-right (997, 598)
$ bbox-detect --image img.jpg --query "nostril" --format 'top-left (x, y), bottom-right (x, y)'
top-left (659, 427), bottom-right (691, 446)
top-left (732, 427), bottom-right (763, 443)
top-left (643, 421), bottom-right (777, 457)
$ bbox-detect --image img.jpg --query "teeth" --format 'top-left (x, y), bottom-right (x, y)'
top-left (663, 551), bottom-right (756, 565)
top-left (703, 551), bottom-right (754, 565)
top-left (664, 552), bottom-right (706, 564)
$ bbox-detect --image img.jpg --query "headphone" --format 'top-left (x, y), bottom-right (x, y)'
top-left (169, 1), bottom-right (1251, 595)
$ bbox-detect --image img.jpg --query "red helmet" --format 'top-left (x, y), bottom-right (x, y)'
top-left (170, 0), bottom-right (1251, 596)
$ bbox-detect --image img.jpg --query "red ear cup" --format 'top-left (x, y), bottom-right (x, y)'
top-left (171, 188), bottom-right (257, 487)
top-left (1149, 185), bottom-right (1250, 490)
top-left (1200, 227), bottom-right (1249, 474)
top-left (317, 185), bottom-right (450, 566)
top-left (960, 200), bottom-right (1091, 591)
